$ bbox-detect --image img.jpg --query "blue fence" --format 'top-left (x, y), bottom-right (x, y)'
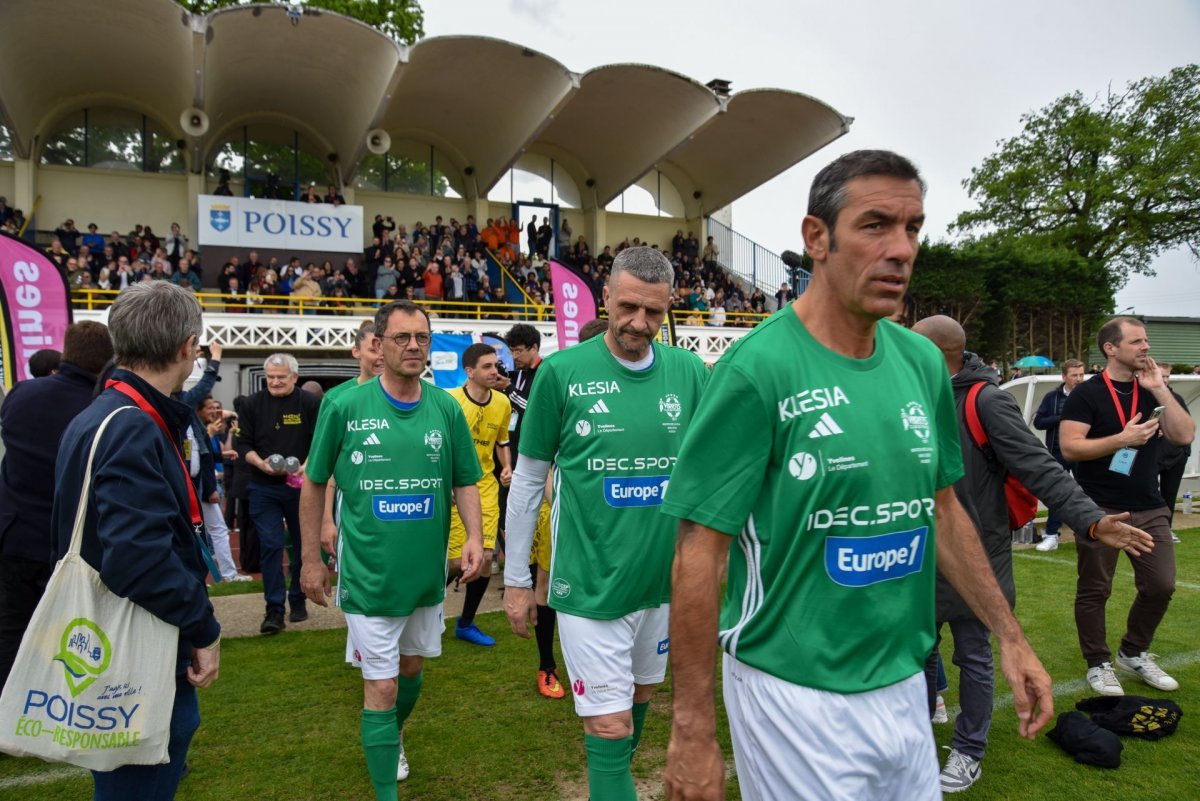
top-left (705, 217), bottom-right (810, 297)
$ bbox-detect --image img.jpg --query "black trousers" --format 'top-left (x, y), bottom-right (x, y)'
top-left (0, 555), bottom-right (53, 692)
top-left (1159, 458), bottom-right (1187, 526)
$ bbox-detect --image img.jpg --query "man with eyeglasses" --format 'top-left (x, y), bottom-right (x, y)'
top-left (445, 343), bottom-right (513, 647)
top-left (300, 300), bottom-right (484, 798)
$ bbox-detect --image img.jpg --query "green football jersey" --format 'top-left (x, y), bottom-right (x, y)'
top-left (306, 377), bottom-right (483, 616)
top-left (661, 311), bottom-right (964, 693)
top-left (519, 336), bottom-right (708, 619)
top-left (323, 375), bottom-right (367, 404)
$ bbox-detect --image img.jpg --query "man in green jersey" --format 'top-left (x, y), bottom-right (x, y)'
top-left (661, 151), bottom-right (1053, 801)
top-left (503, 247), bottom-right (708, 801)
top-left (299, 300), bottom-right (484, 801)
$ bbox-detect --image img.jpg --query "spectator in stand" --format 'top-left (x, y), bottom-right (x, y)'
top-left (324, 185), bottom-right (345, 206)
top-left (164, 222), bottom-right (188, 270)
top-left (372, 214), bottom-right (396, 241)
top-left (96, 267), bottom-right (113, 291)
top-left (558, 217), bottom-right (572, 255)
top-left (672, 229), bottom-right (685, 257)
top-left (290, 265), bottom-right (323, 313)
top-left (708, 299), bottom-right (726, 327)
top-left (54, 219), bottom-right (80, 254)
top-left (65, 257), bottom-right (87, 289)
top-left (301, 184), bottom-right (322, 204)
top-left (423, 261), bottom-right (445, 302)
top-left (46, 239), bottom-right (69, 270)
top-left (171, 260), bottom-right (201, 292)
top-left (526, 216), bottom-right (539, 257)
top-left (0, 196), bottom-right (11, 226)
top-left (536, 217), bottom-right (553, 257)
top-left (446, 262), bottom-right (466, 304)
top-left (81, 222), bottom-right (105, 252)
top-left (141, 225), bottom-right (160, 253)
top-left (775, 281), bottom-right (795, 309)
top-left (572, 235), bottom-right (590, 262)
top-left (702, 236), bottom-right (719, 269)
top-left (374, 256), bottom-right (399, 299)
top-left (225, 276), bottom-right (246, 312)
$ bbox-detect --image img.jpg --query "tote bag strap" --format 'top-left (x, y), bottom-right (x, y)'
top-left (66, 406), bottom-right (137, 557)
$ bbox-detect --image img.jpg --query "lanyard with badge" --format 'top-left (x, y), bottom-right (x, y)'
top-left (1101, 371), bottom-right (1138, 476)
top-left (108, 379), bottom-right (222, 582)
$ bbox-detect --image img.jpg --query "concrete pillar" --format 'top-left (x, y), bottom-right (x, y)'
top-left (588, 206), bottom-right (606, 253)
top-left (186, 172), bottom-right (205, 239)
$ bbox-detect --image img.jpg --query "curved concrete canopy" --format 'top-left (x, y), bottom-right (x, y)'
top-left (376, 36), bottom-right (577, 195)
top-left (0, 0), bottom-right (850, 214)
top-left (662, 89), bottom-right (851, 216)
top-left (0, 0), bottom-right (194, 158)
top-left (203, 5), bottom-right (400, 173)
top-left (534, 64), bottom-right (722, 206)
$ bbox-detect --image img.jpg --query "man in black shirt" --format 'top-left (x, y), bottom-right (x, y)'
top-left (1061, 316), bottom-right (1195, 696)
top-left (237, 353), bottom-right (322, 633)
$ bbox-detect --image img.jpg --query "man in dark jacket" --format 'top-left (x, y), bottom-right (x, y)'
top-left (0, 321), bottom-right (113, 692)
top-left (1156, 365), bottom-right (1192, 541)
top-left (913, 316), bottom-right (1152, 794)
top-left (52, 282), bottom-right (220, 799)
top-left (1033, 358), bottom-right (1086, 550)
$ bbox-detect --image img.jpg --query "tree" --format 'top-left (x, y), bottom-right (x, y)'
top-left (181, 0), bottom-right (424, 44)
top-left (954, 64), bottom-right (1200, 287)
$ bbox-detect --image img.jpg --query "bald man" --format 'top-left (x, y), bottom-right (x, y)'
top-left (912, 315), bottom-right (1152, 793)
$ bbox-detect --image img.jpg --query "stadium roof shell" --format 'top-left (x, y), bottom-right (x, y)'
top-left (0, 0), bottom-right (851, 217)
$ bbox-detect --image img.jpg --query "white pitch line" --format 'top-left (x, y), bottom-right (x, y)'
top-left (0, 766), bottom-right (87, 789)
top-left (944, 649), bottom-right (1200, 718)
top-left (1012, 551), bottom-right (1200, 592)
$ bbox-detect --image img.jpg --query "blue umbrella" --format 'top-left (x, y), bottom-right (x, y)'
top-left (1013, 355), bottom-right (1055, 368)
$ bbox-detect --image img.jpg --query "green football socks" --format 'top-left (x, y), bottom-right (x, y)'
top-left (585, 734), bottom-right (637, 801)
top-left (395, 671), bottom-right (423, 730)
top-left (361, 707), bottom-right (399, 801)
top-left (630, 701), bottom-right (650, 758)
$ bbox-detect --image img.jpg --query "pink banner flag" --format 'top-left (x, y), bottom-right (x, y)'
top-left (550, 259), bottom-right (597, 349)
top-left (0, 235), bottom-right (73, 389)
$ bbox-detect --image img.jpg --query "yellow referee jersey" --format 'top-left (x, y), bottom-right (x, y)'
top-left (448, 385), bottom-right (512, 476)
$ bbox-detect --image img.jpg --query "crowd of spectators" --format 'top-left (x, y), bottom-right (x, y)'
top-left (34, 205), bottom-right (767, 326)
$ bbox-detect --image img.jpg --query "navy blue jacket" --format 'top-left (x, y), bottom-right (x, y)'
top-left (0, 362), bottom-right (99, 562)
top-left (1033, 383), bottom-right (1071, 461)
top-left (52, 369), bottom-right (220, 669)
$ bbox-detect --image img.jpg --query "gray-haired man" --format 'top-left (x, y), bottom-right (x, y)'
top-left (236, 353), bottom-right (323, 633)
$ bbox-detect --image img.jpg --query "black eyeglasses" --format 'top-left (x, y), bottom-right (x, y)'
top-left (383, 332), bottom-right (432, 347)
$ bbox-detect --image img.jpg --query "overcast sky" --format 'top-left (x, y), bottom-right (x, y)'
top-left (424, 0), bottom-right (1199, 316)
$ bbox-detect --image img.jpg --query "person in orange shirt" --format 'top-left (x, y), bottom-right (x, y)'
top-left (505, 217), bottom-right (521, 260)
top-left (480, 219), bottom-right (500, 252)
top-left (423, 262), bottom-right (444, 300)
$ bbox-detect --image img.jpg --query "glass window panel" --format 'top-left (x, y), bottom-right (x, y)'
top-left (656, 172), bottom-right (685, 218)
top-left (512, 154), bottom-right (552, 203)
top-left (355, 153), bottom-right (387, 191)
top-left (551, 163), bottom-right (580, 209)
top-left (0, 125), bottom-right (12, 160)
top-left (147, 125), bottom-right (185, 174)
top-left (431, 148), bottom-right (460, 199)
top-left (487, 168), bottom-right (514, 203)
top-left (86, 108), bottom-right (142, 170)
top-left (617, 184), bottom-right (657, 216)
top-left (209, 139), bottom-right (244, 179)
top-left (40, 110), bottom-right (87, 167)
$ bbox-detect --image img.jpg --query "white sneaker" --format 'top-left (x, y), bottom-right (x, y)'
top-left (229, 574), bottom-right (254, 582)
top-left (1170, 531), bottom-right (1180, 543)
top-left (1115, 651), bottom-right (1179, 692)
top-left (1035, 534), bottom-right (1059, 551)
top-left (940, 748), bottom-right (981, 793)
top-left (397, 734), bottom-right (409, 781)
top-left (931, 694), bottom-right (949, 724)
top-left (1086, 662), bottom-right (1125, 696)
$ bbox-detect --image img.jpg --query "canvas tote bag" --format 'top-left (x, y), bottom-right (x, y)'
top-left (0, 406), bottom-right (178, 770)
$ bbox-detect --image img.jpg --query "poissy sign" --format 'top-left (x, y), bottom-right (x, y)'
top-left (197, 195), bottom-right (363, 253)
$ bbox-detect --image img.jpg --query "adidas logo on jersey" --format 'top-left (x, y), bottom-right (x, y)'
top-left (808, 412), bottom-right (844, 439)
top-left (362, 432), bottom-right (382, 446)
top-left (589, 399), bottom-right (610, 414)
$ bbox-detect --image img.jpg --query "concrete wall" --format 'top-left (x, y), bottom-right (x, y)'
top-left (35, 165), bottom-right (190, 236)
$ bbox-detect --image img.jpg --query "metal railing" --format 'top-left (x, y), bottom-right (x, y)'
top-left (705, 217), bottom-right (810, 296)
top-left (68, 288), bottom-right (555, 322)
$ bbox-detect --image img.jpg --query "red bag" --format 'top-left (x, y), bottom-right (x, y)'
top-left (964, 382), bottom-right (1039, 529)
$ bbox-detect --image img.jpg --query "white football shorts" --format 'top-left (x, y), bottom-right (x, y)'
top-left (723, 655), bottom-right (939, 801)
top-left (344, 606), bottom-right (445, 680)
top-left (558, 604), bottom-right (670, 717)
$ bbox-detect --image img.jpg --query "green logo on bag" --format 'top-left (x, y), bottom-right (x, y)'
top-left (53, 618), bottom-right (112, 697)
